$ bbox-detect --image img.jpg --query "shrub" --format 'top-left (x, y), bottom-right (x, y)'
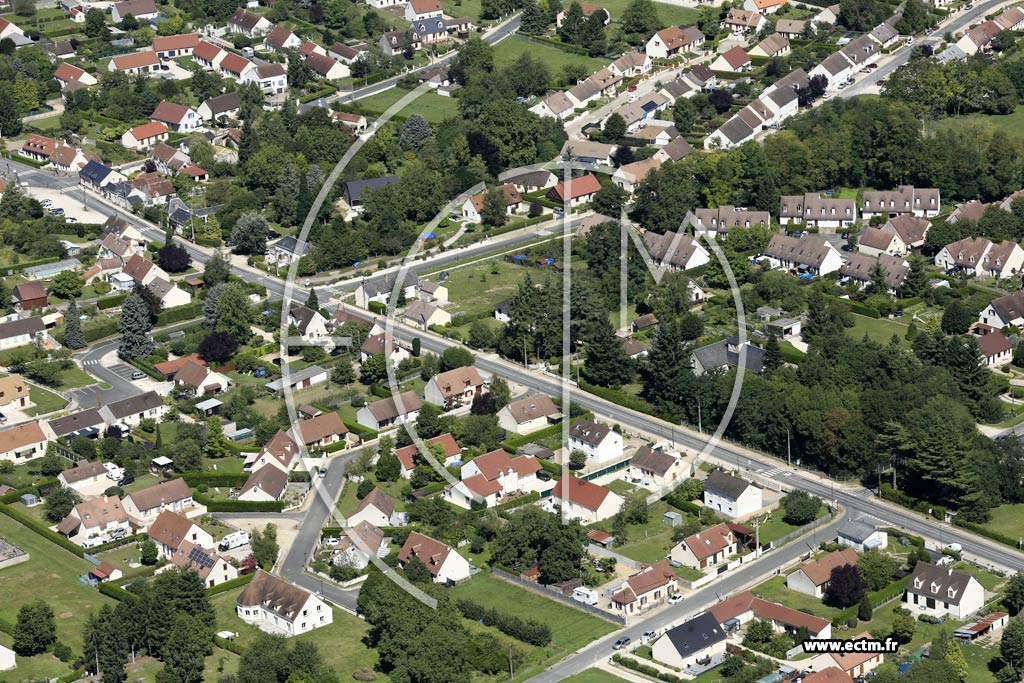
top-left (455, 599), bottom-right (551, 646)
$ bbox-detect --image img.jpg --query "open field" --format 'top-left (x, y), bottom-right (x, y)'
top-left (441, 258), bottom-right (528, 317)
top-left (493, 35), bottom-right (610, 74)
top-left (355, 87), bottom-right (462, 124)
top-left (750, 575), bottom-right (842, 620)
top-left (596, 0), bottom-right (699, 28)
top-left (563, 669), bottom-right (634, 683)
top-left (58, 365), bottom-right (98, 389)
top-left (980, 503), bottom-right (1024, 541)
top-left (930, 107), bottom-right (1024, 138)
top-left (212, 588), bottom-right (384, 681)
top-left (846, 314), bottom-right (910, 347)
top-left (451, 574), bottom-right (617, 651)
top-left (756, 505), bottom-right (827, 545)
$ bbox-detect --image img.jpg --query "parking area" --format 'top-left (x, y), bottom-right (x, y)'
top-left (24, 186), bottom-right (108, 224)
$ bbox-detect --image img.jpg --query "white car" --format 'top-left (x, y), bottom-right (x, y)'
top-left (668, 593), bottom-right (684, 605)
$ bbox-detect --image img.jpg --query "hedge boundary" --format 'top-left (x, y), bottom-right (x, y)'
top-left (0, 503), bottom-right (85, 558)
top-left (207, 571), bottom-right (255, 596)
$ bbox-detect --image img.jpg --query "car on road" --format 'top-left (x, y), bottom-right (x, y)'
top-left (0, 412), bottom-right (8, 424)
top-left (627, 84), bottom-right (637, 92)
top-left (947, 542), bottom-right (963, 552)
top-left (65, 217), bottom-right (77, 223)
top-left (642, 631), bottom-right (657, 642)
top-left (668, 593), bottom-right (684, 605)
top-left (51, 208), bottom-right (65, 216)
top-left (612, 638), bottom-right (631, 650)
top-left (868, 63), bottom-right (878, 69)
top-left (318, 467), bottom-right (327, 477)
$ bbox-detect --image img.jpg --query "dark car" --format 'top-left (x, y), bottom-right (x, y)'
top-left (118, 474), bottom-right (135, 486)
top-left (537, 471), bottom-right (552, 481)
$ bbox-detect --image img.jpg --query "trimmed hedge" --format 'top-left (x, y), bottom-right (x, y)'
top-left (612, 654), bottom-right (685, 683)
top-left (183, 472), bottom-right (250, 487)
top-left (91, 532), bottom-right (146, 555)
top-left (954, 517), bottom-right (1017, 550)
top-left (471, 491), bottom-right (540, 515)
top-left (831, 576), bottom-right (910, 627)
top-left (207, 571), bottom-right (255, 596)
top-left (289, 470), bottom-right (312, 483)
top-left (343, 419), bottom-right (378, 441)
top-left (190, 493), bottom-right (284, 513)
top-left (156, 302), bottom-right (203, 326)
top-left (369, 384), bottom-right (393, 399)
top-left (501, 412), bottom-right (594, 454)
top-left (99, 581), bottom-right (137, 603)
top-left (457, 598), bottom-right (552, 645)
top-left (0, 504), bottom-right (85, 558)
top-left (127, 358), bottom-right (164, 380)
top-left (214, 634), bottom-right (246, 655)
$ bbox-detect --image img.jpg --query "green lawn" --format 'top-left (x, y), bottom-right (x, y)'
top-left (563, 669), bottom-right (634, 683)
top-left (441, 0), bottom-right (486, 23)
top-left (493, 35), bottom-right (610, 75)
top-left (0, 514), bottom-right (115, 670)
top-left (597, 0), bottom-right (699, 29)
top-left (847, 313), bottom-right (910, 347)
top-left (757, 505), bottom-right (827, 545)
top-left (451, 574), bottom-right (617, 651)
top-left (120, 647), bottom-right (242, 683)
top-left (441, 259), bottom-right (529, 318)
top-left (600, 501), bottom-right (676, 564)
top-left (963, 641), bottom-right (1002, 683)
top-left (953, 562), bottom-right (1005, 592)
top-left (981, 504), bottom-right (1024, 541)
top-left (58, 365), bottom-right (98, 389)
top-left (750, 575), bottom-right (842, 621)
top-left (931, 106), bottom-right (1024, 138)
top-left (25, 385), bottom-right (70, 416)
top-left (212, 589), bottom-right (384, 681)
top-left (29, 115), bottom-right (63, 131)
top-left (354, 87), bottom-right (462, 124)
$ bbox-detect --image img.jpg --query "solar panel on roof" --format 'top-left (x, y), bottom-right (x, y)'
top-left (188, 546), bottom-right (216, 569)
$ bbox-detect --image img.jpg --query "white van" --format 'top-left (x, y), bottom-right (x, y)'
top-left (218, 530), bottom-right (251, 552)
top-left (572, 587), bottom-right (599, 606)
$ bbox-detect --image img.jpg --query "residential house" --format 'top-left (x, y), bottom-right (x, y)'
top-left (530, 91), bottom-right (577, 120)
top-left (58, 460), bottom-right (108, 493)
top-left (721, 8), bottom-right (766, 33)
top-left (57, 495), bottom-right (131, 545)
top-left (628, 446), bottom-right (686, 489)
top-left (237, 466), bottom-right (289, 502)
top-left (762, 233), bottom-right (844, 275)
top-left (174, 359), bottom-right (230, 396)
top-left (642, 230), bottom-right (711, 271)
top-left (398, 531), bottom-right (472, 585)
top-left (496, 395), bottom-right (562, 435)
top-left (99, 391), bottom-right (168, 428)
top-left (947, 201), bottom-right (989, 224)
top-left (444, 448), bottom-right (542, 509)
top-left (652, 612), bottom-right (727, 669)
top-left (645, 25), bottom-right (705, 59)
top-left (13, 282), bottom-right (47, 310)
top-left (813, 3), bottom-right (840, 24)
top-left (263, 26), bottom-right (301, 51)
top-left (330, 521), bottom-right (385, 570)
top-left (568, 418), bottom-right (623, 463)
top-left (405, 0), bottom-right (442, 21)
top-left (708, 590), bottom-right (832, 638)
top-left (122, 122), bottom-right (169, 151)
top-left (53, 62), bottom-right (97, 88)
top-left (744, 0), bottom-right (787, 13)
top-left (108, 50), bottom-right (160, 76)
top-left (787, 548), bottom-right (859, 597)
top-left (264, 365), bottom-right (329, 393)
top-left (858, 226), bottom-right (907, 256)
top-left (556, 1), bottom-right (608, 26)
top-left (839, 254), bottom-right (909, 294)
top-left (775, 19), bottom-right (807, 37)
top-left (956, 20), bottom-right (1001, 55)
top-left (394, 433), bottom-right (462, 478)
top-left (628, 124), bottom-right (679, 146)
top-left (670, 522), bottom-right (745, 570)
top-left (840, 34), bottom-right (879, 67)
top-left (694, 206), bottom-right (770, 239)
top-left (978, 330), bottom-right (1013, 367)
top-left (150, 101), bottom-right (201, 132)
top-left (343, 176), bottom-right (400, 211)
top-left (122, 254), bottom-right (169, 287)
top-left (609, 50), bottom-right (652, 76)
top-left (691, 334), bottom-right (766, 376)
top-left (979, 290), bottom-right (1024, 328)
top-left (424, 366), bottom-right (484, 408)
top-left (228, 8), bottom-right (273, 37)
top-left (359, 333), bottom-right (410, 364)
top-left (706, 115), bottom-right (756, 151)
top-left (612, 157), bottom-right (662, 195)
top-left (290, 412), bottom-right (351, 451)
top-left (549, 475), bottom-right (624, 523)
top-left (0, 420), bottom-right (47, 463)
top-left (710, 46), bottom-right (751, 73)
top-left (123, 478), bottom-right (204, 526)
top-left (244, 430), bottom-right (299, 473)
top-left (657, 138), bottom-right (695, 166)
top-left (611, 92), bottom-right (671, 132)
top-left (356, 391), bottom-right (422, 431)
top-left (702, 470), bottom-right (762, 519)
top-left (147, 277), bottom-right (192, 310)
top-left (461, 183), bottom-right (523, 223)
top-left (152, 33), bottom-right (199, 58)
top-left (245, 62), bottom-right (288, 95)
top-left (809, 51), bottom-right (855, 92)
top-left (404, 301), bottom-right (451, 330)
top-left (192, 41), bottom-right (225, 70)
top-left (348, 488), bottom-right (402, 527)
top-left (146, 509), bottom-right (213, 558)
top-left (164, 539), bottom-right (238, 587)
top-left (837, 519), bottom-right (888, 552)
top-left (904, 563), bottom-right (985, 619)
top-left (811, 634), bottom-right (884, 679)
top-left (19, 134), bottom-right (55, 163)
top-left (219, 53), bottom-right (257, 82)
top-left (237, 570), bottom-right (333, 636)
top-left (112, 0), bottom-right (158, 22)
top-left (379, 30), bottom-right (422, 57)
top-left (935, 237), bottom-right (1024, 279)
top-left (332, 111), bottom-right (368, 131)
top-left (0, 318), bottom-right (45, 350)
top-left (611, 561), bottom-right (678, 615)
top-left (268, 236), bottom-right (311, 267)
top-left (778, 193), bottom-right (856, 230)
top-left (547, 174), bottom-right (602, 207)
top-left (750, 34), bottom-right (790, 58)
top-left (861, 185), bottom-right (941, 220)
top-left (198, 91), bottom-right (241, 121)
top-left (306, 53), bottom-right (350, 80)
top-left (417, 280), bottom-right (448, 303)
top-left (328, 42), bottom-right (369, 64)
top-left (288, 304), bottom-right (331, 347)
top-left (560, 140), bottom-right (616, 166)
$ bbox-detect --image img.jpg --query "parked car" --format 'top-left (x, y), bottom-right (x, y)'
top-left (642, 631), bottom-right (657, 642)
top-left (131, 370), bottom-right (146, 380)
top-left (627, 84), bottom-right (637, 92)
top-left (668, 593), bottom-right (684, 605)
top-left (118, 474), bottom-right (135, 486)
top-left (612, 638), bottom-right (631, 650)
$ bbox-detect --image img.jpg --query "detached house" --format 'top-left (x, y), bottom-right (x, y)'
top-left (709, 590), bottom-right (832, 637)
top-left (642, 230), bottom-right (711, 272)
top-left (702, 470), bottom-right (762, 519)
top-left (150, 100), bottom-right (201, 132)
top-left (547, 174), bottom-right (602, 207)
top-left (237, 466), bottom-right (289, 503)
top-left (122, 122), bottom-right (169, 151)
top-left (330, 521), bottom-right (385, 570)
top-left (694, 206), bottom-right (770, 239)
top-left (611, 561), bottom-right (678, 615)
top-left (219, 53), bottom-right (257, 83)
top-left (904, 563), bottom-right (985, 619)
top-left (549, 475), bottom-right (624, 523)
top-left (146, 509), bottom-right (213, 559)
top-left (112, 0), bottom-right (158, 22)
top-left (645, 25), bottom-right (705, 59)
top-left (978, 290), bottom-right (1024, 328)
top-left (348, 488), bottom-right (402, 527)
top-left (497, 395), bottom-right (563, 435)
top-left (710, 46), bottom-right (751, 73)
top-left (858, 226), bottom-right (907, 257)
top-left (462, 184), bottom-right (523, 223)
top-left (228, 8), bottom-right (273, 37)
top-left (100, 391), bottom-right (168, 428)
top-left (787, 548), bottom-right (859, 597)
top-left (424, 366), bottom-right (484, 408)
top-left (840, 253), bottom-right (909, 294)
top-left (192, 41), bottom-right (225, 70)
top-left (237, 570), bottom-right (333, 636)
top-left (245, 430), bottom-right (299, 473)
top-left (394, 433), bottom-right (462, 478)
top-left (628, 446), bottom-right (686, 489)
top-left (750, 33), bottom-right (790, 58)
top-left (398, 531), bottom-right (472, 585)
top-left (405, 0), bottom-right (442, 21)
top-left (123, 478), bottom-right (204, 526)
top-left (109, 50), bottom-right (160, 76)
top-left (811, 635), bottom-right (884, 679)
top-left (164, 539), bottom-right (238, 587)
top-left (721, 8), bottom-right (766, 33)
top-left (57, 495), bottom-right (131, 545)
top-left (404, 301), bottom-right (451, 330)
top-left (305, 53), bottom-right (350, 80)
top-left (290, 412), bottom-right (352, 451)
top-left (245, 62), bottom-right (288, 95)
top-left (58, 460), bottom-right (108, 494)
top-left (609, 50), bottom-right (652, 76)
top-left (173, 359), bottom-right (229, 396)
top-left (935, 236), bottom-right (1024, 279)
top-left (763, 233), bottom-right (843, 276)
top-left (53, 62), bottom-right (97, 88)
top-left (568, 418), bottom-right (623, 463)
top-left (263, 26), bottom-right (302, 52)
top-left (357, 391), bottom-right (422, 432)
top-left (652, 613), bottom-right (728, 669)
top-left (978, 331), bottom-right (1013, 368)
top-left (0, 421), bottom-right (48, 464)
top-left (670, 522), bottom-right (745, 570)
top-left (444, 448), bottom-right (542, 509)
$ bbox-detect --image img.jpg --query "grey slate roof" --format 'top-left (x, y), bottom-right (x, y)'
top-left (104, 391), bottom-right (164, 419)
top-left (344, 176), bottom-right (400, 204)
top-left (660, 612), bottom-right (726, 660)
top-left (569, 418), bottom-right (612, 447)
top-left (692, 335), bottom-right (765, 375)
top-left (907, 562), bottom-right (977, 606)
top-left (838, 518), bottom-right (878, 543)
top-left (703, 470), bottom-right (753, 500)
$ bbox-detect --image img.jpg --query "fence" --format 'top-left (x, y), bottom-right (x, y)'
top-left (768, 512), bottom-right (834, 550)
top-left (587, 543), bottom-right (641, 570)
top-left (491, 567), bottom-right (626, 625)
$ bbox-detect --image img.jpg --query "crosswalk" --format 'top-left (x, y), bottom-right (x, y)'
top-left (759, 466), bottom-right (792, 478)
top-left (82, 360), bottom-right (101, 366)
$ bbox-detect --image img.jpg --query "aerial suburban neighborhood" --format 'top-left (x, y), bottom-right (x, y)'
top-left (3, 0), bottom-right (1024, 679)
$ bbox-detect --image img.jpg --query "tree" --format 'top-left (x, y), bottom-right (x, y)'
top-left (118, 294), bottom-right (155, 360)
top-left (857, 549), bottom-right (899, 591)
top-left (198, 331), bottom-right (239, 363)
top-left (582, 317), bottom-right (633, 387)
top-left (591, 183), bottom-right (628, 216)
top-left (399, 114), bottom-right (431, 151)
top-left (481, 186), bottom-right (509, 227)
top-left (230, 213), bottom-right (270, 255)
top-left (214, 283), bottom-right (255, 343)
top-left (140, 539), bottom-right (159, 566)
top-left (161, 613), bottom-right (210, 683)
top-left (620, 0), bottom-right (661, 44)
top-left (331, 362), bottom-right (354, 385)
top-left (941, 300), bottom-right (972, 335)
top-left (892, 610), bottom-right (916, 644)
top-left (205, 416), bottom-right (228, 458)
top-left (376, 446), bottom-right (401, 482)
top-left (858, 595), bottom-right (873, 621)
top-left (158, 244), bottom-right (191, 273)
top-left (360, 353), bottom-right (387, 385)
top-left (520, 0), bottom-right (549, 34)
top-left (13, 600), bottom-right (57, 656)
top-left (673, 97), bottom-right (696, 132)
top-left (440, 346), bottom-right (474, 372)
top-left (1004, 618), bottom-right (1024, 670)
top-left (204, 249), bottom-right (230, 286)
top-left (51, 270), bottom-right (84, 299)
top-left (44, 486), bottom-right (79, 523)
top-left (945, 640), bottom-right (968, 681)
top-left (823, 564), bottom-right (865, 608)
top-left (603, 113), bottom-right (626, 143)
top-left (172, 440), bottom-right (203, 473)
top-left (489, 376), bottom-right (511, 409)
top-left (403, 556), bottom-right (433, 583)
top-left (763, 336), bottom-right (782, 372)
top-left (85, 8), bottom-right (108, 37)
top-left (558, 1), bottom-right (585, 43)
top-left (780, 490), bottom-right (820, 525)
top-left (1002, 574), bottom-right (1024, 616)
top-left (305, 287), bottom-right (319, 312)
top-left (250, 523), bottom-right (279, 570)
top-left (64, 301), bottom-right (86, 349)
top-left (901, 255), bottom-right (929, 298)
top-left (468, 319), bottom-right (497, 349)
top-left (569, 449), bottom-right (587, 470)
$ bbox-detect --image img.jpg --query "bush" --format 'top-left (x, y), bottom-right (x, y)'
top-left (455, 599), bottom-right (552, 646)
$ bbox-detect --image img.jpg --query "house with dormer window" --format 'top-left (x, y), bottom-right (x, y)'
top-left (237, 570), bottom-right (332, 636)
top-left (935, 237), bottom-right (1024, 279)
top-left (398, 531), bottom-right (472, 585)
top-left (903, 562), bottom-right (984, 619)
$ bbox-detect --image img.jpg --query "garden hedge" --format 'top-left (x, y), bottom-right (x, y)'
top-left (207, 571), bottom-right (255, 596)
top-left (0, 503), bottom-right (85, 558)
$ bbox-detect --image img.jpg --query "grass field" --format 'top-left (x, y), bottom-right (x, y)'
top-left (212, 589), bottom-right (384, 681)
top-left (846, 314), bottom-right (910, 347)
top-left (980, 503), bottom-right (1024, 541)
top-left (0, 514), bottom-right (115, 671)
top-left (563, 669), bottom-right (634, 683)
top-left (354, 87), bottom-right (462, 124)
top-left (58, 365), bottom-right (97, 390)
top-left (931, 107), bottom-right (1024, 138)
top-left (756, 505), bottom-right (827, 545)
top-left (493, 35), bottom-right (610, 74)
top-left (597, 0), bottom-right (699, 28)
top-left (750, 575), bottom-right (842, 620)
top-left (451, 574), bottom-right (617, 651)
top-left (26, 385), bottom-right (70, 416)
top-left (442, 258), bottom-right (529, 317)
top-left (963, 641), bottom-right (1003, 683)
top-left (599, 501), bottom-right (677, 564)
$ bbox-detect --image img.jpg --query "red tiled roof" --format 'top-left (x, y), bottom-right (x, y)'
top-left (551, 475), bottom-right (613, 511)
top-left (153, 33), bottom-right (199, 52)
top-left (219, 52), bottom-right (252, 74)
top-left (548, 174), bottom-right (602, 202)
top-left (128, 121), bottom-right (168, 141)
top-left (112, 50), bottom-right (159, 70)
